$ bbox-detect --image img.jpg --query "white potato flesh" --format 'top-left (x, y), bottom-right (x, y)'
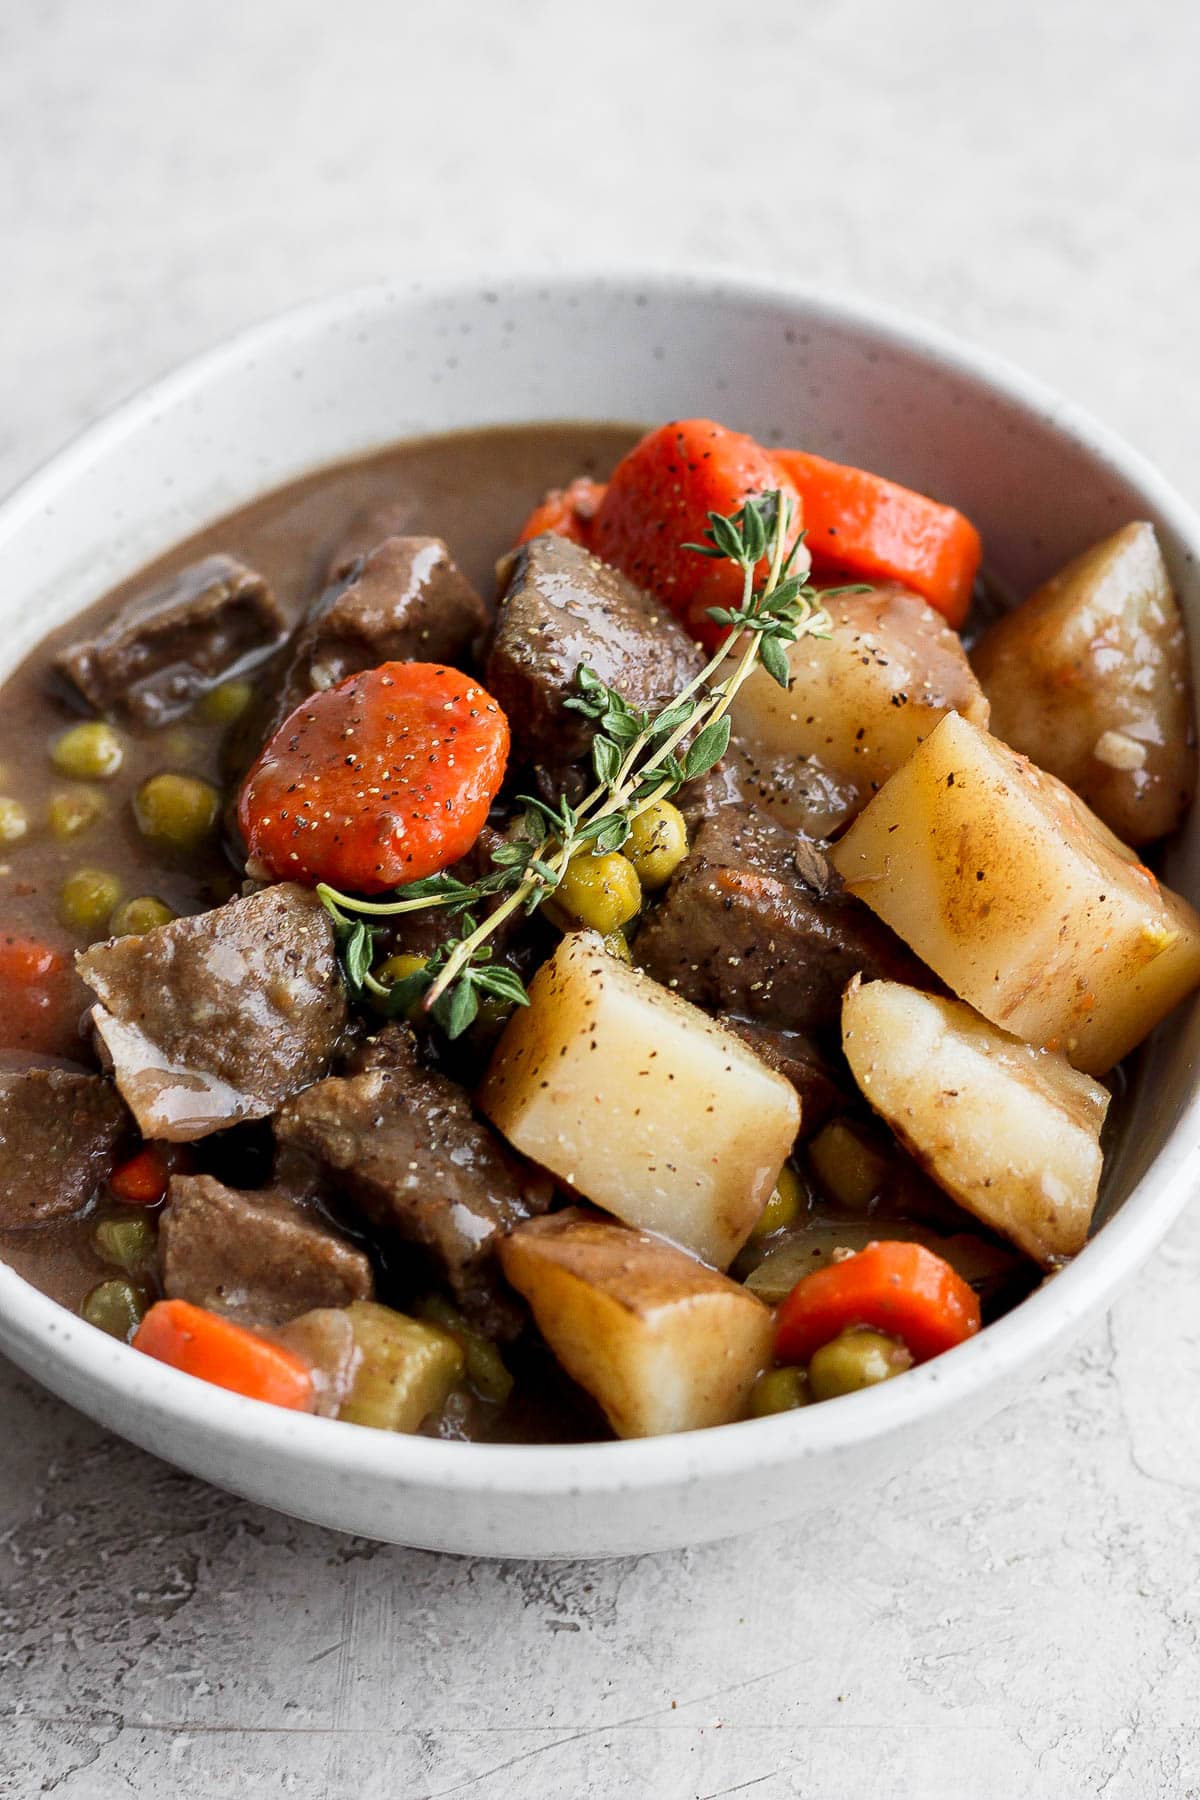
top-left (972, 523), bottom-right (1196, 845)
top-left (478, 930), bottom-right (800, 1268)
top-left (841, 979), bottom-right (1110, 1263)
top-left (729, 584), bottom-right (989, 821)
top-left (499, 1210), bottom-right (774, 1437)
top-left (829, 711), bottom-right (1200, 1074)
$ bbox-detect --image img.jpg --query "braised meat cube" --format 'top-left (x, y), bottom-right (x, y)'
top-left (260, 536), bottom-right (488, 743)
top-left (55, 554), bottom-right (285, 728)
top-left (275, 1025), bottom-right (551, 1337)
top-left (485, 534), bottom-right (705, 773)
top-left (77, 884), bottom-right (347, 1142)
top-left (158, 1173), bottom-right (374, 1326)
top-left (634, 807), bottom-right (921, 1031)
top-left (0, 1068), bottom-right (128, 1227)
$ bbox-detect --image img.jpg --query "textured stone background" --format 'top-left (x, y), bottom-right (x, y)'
top-left (3, 1), bottom-right (1200, 1794)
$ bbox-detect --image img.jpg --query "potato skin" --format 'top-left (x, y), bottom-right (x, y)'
top-left (842, 978), bottom-right (1109, 1263)
top-left (499, 1210), bottom-right (774, 1438)
top-left (730, 582), bottom-right (989, 823)
top-left (973, 523), bottom-right (1196, 845)
top-left (830, 711), bottom-right (1200, 1074)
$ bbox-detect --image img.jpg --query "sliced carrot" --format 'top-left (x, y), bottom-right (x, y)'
top-left (774, 1240), bottom-right (982, 1366)
top-left (774, 449), bottom-right (982, 629)
top-left (239, 661), bottom-right (510, 895)
top-left (591, 420), bottom-right (804, 649)
top-left (133, 1299), bottom-right (314, 1410)
top-left (516, 477), bottom-right (607, 548)
top-left (110, 1146), bottom-right (172, 1206)
top-left (0, 933), bottom-right (72, 1052)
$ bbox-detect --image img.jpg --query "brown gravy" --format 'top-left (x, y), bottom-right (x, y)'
top-left (0, 422), bottom-right (637, 1314)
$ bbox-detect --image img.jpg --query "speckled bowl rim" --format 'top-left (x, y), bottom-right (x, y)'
top-left (1, 268), bottom-right (1198, 1505)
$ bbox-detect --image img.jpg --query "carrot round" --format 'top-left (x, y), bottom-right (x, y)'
top-left (110, 1145), bottom-right (171, 1206)
top-left (774, 449), bottom-right (982, 629)
top-left (591, 420), bottom-right (804, 649)
top-left (516, 477), bottom-right (606, 548)
top-left (133, 1299), bottom-right (314, 1410)
top-left (239, 661), bottom-right (510, 895)
top-left (774, 1240), bottom-right (982, 1366)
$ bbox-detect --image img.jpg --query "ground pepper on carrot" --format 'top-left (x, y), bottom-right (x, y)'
top-left (238, 661), bottom-right (510, 894)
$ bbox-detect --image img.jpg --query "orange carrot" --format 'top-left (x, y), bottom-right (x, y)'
top-left (774, 1240), bottom-right (982, 1366)
top-left (774, 449), bottom-right (982, 629)
top-left (591, 421), bottom-right (804, 649)
top-left (515, 477), bottom-right (606, 548)
top-left (133, 1299), bottom-right (315, 1410)
top-left (110, 1146), bottom-right (171, 1206)
top-left (0, 933), bottom-right (72, 1052)
top-left (239, 661), bottom-right (510, 894)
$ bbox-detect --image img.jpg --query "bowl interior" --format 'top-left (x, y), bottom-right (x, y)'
top-left (1, 274), bottom-right (1198, 1550)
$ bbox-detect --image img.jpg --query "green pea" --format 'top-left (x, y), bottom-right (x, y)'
top-left (81, 1278), bottom-right (146, 1341)
top-left (94, 1215), bottom-right (156, 1279)
top-left (750, 1366), bottom-right (810, 1417)
top-left (133, 772), bottom-right (220, 851)
top-left (197, 679), bottom-right (255, 727)
top-left (48, 787), bottom-right (107, 840)
top-left (807, 1329), bottom-right (913, 1403)
top-left (59, 867), bottom-right (123, 936)
top-left (748, 1164), bottom-right (806, 1241)
top-left (51, 721), bottom-right (124, 781)
top-left (625, 799), bottom-right (689, 890)
top-left (553, 850), bottom-right (642, 935)
top-left (0, 797), bottom-right (28, 845)
top-left (109, 894), bottom-right (176, 937)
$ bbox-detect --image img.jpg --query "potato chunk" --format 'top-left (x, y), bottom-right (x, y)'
top-left (829, 711), bottom-right (1200, 1074)
top-left (729, 584), bottom-right (989, 822)
top-left (499, 1210), bottom-right (773, 1437)
top-left (973, 523), bottom-right (1196, 844)
top-left (842, 979), bottom-right (1109, 1263)
top-left (478, 930), bottom-right (800, 1268)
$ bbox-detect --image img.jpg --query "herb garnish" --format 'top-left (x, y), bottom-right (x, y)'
top-left (319, 490), bottom-right (832, 1035)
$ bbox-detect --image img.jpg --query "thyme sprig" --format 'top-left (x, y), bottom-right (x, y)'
top-left (320, 490), bottom-right (830, 1035)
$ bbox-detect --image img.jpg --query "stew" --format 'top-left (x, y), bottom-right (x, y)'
top-left (0, 416), bottom-right (1196, 1444)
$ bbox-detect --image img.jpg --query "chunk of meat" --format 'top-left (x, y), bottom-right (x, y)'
top-left (634, 807), bottom-right (923, 1031)
top-left (158, 1173), bottom-right (374, 1327)
top-left (275, 1025), bottom-right (551, 1337)
top-left (718, 1016), bottom-right (846, 1140)
top-left (0, 1068), bottom-right (127, 1227)
top-left (485, 534), bottom-right (705, 773)
top-left (258, 537), bottom-right (488, 747)
top-left (55, 555), bottom-right (285, 728)
top-left (77, 884), bottom-right (347, 1142)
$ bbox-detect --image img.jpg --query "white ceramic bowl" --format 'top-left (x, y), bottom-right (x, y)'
top-left (1, 273), bottom-right (1198, 1559)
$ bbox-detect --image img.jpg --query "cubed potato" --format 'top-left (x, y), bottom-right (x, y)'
top-left (729, 584), bottom-right (989, 821)
top-left (829, 711), bottom-right (1200, 1074)
top-left (972, 523), bottom-right (1196, 845)
top-left (841, 978), bottom-right (1110, 1263)
top-left (478, 929), bottom-right (800, 1268)
top-left (499, 1210), bottom-right (774, 1437)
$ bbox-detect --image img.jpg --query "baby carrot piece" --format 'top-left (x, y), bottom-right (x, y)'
top-left (515, 477), bottom-right (606, 548)
top-left (239, 661), bottom-right (510, 895)
top-left (774, 1240), bottom-right (981, 1366)
top-left (774, 449), bottom-right (982, 629)
top-left (133, 1299), bottom-right (314, 1410)
top-left (591, 420), bottom-right (804, 649)
top-left (109, 1146), bottom-right (172, 1206)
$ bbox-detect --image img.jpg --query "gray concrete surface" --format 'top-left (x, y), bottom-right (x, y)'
top-left (3, 1), bottom-right (1200, 1794)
